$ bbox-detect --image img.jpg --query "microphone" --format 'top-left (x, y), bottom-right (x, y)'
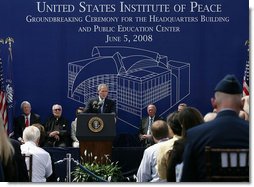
top-left (92, 101), bottom-right (98, 109)
top-left (98, 100), bottom-right (104, 107)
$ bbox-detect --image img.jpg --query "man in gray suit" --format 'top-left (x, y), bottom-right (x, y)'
top-left (139, 104), bottom-right (163, 147)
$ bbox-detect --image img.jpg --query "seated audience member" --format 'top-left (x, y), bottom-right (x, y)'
top-left (32, 124), bottom-right (56, 181)
top-left (167, 107), bottom-right (204, 182)
top-left (21, 126), bottom-right (52, 182)
top-left (139, 104), bottom-right (163, 147)
top-left (239, 95), bottom-right (249, 120)
top-left (32, 123), bottom-right (46, 147)
top-left (156, 112), bottom-right (182, 180)
top-left (137, 120), bottom-right (169, 182)
top-left (242, 95), bottom-right (249, 115)
top-left (13, 101), bottom-right (40, 143)
top-left (0, 116), bottom-right (28, 182)
top-left (71, 107), bottom-right (85, 147)
top-left (203, 109), bottom-right (217, 122)
top-left (205, 95), bottom-right (249, 122)
top-left (44, 104), bottom-right (71, 147)
top-left (177, 103), bottom-right (187, 112)
top-left (181, 74), bottom-right (249, 182)
top-left (10, 139), bottom-right (29, 182)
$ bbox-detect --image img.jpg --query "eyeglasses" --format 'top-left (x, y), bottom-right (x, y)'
top-left (54, 108), bottom-right (61, 111)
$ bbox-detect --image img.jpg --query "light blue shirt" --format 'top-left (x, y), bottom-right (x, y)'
top-left (137, 139), bottom-right (168, 182)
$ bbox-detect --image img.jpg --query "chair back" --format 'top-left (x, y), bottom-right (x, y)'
top-left (205, 146), bottom-right (249, 182)
top-left (23, 154), bottom-right (33, 182)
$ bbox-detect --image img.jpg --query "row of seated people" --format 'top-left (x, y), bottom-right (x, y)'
top-left (136, 74), bottom-right (249, 182)
top-left (1, 75), bottom-right (249, 182)
top-left (12, 83), bottom-right (117, 148)
top-left (0, 115), bottom-right (55, 182)
top-left (138, 94), bottom-right (248, 149)
top-left (12, 102), bottom-right (73, 147)
top-left (12, 80), bottom-right (249, 150)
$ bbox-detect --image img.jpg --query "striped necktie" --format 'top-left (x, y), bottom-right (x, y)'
top-left (147, 117), bottom-right (153, 134)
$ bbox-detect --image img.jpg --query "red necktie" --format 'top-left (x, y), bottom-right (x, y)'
top-left (25, 116), bottom-right (29, 127)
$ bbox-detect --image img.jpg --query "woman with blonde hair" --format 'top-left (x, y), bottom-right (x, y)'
top-left (0, 116), bottom-right (29, 181)
top-left (0, 116), bottom-right (15, 181)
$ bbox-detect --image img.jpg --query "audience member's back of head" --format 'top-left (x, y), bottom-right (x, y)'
top-left (32, 123), bottom-right (46, 147)
top-left (23, 126), bottom-right (40, 144)
top-left (151, 120), bottom-right (169, 141)
top-left (204, 112), bottom-right (217, 122)
top-left (178, 107), bottom-right (204, 137)
top-left (166, 112), bottom-right (182, 136)
top-left (178, 103), bottom-right (187, 112)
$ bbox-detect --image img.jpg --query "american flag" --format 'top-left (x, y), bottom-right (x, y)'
top-left (243, 41), bottom-right (249, 96)
top-left (243, 61), bottom-right (249, 96)
top-left (0, 56), bottom-right (8, 130)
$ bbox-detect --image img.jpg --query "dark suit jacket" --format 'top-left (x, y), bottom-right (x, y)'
top-left (181, 110), bottom-right (249, 182)
top-left (2, 139), bottom-right (29, 182)
top-left (44, 115), bottom-right (71, 147)
top-left (10, 139), bottom-right (29, 182)
top-left (0, 162), bottom-right (4, 181)
top-left (13, 113), bottom-right (41, 140)
top-left (85, 97), bottom-right (116, 114)
top-left (139, 115), bottom-right (163, 146)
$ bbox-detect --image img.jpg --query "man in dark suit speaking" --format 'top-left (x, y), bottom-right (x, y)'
top-left (180, 74), bottom-right (249, 182)
top-left (85, 83), bottom-right (116, 115)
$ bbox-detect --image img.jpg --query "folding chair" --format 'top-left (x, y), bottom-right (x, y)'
top-left (23, 154), bottom-right (33, 182)
top-left (205, 146), bottom-right (249, 182)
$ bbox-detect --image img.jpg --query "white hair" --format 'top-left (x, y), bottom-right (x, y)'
top-left (20, 101), bottom-right (31, 110)
top-left (52, 104), bottom-right (62, 110)
top-left (23, 126), bottom-right (40, 143)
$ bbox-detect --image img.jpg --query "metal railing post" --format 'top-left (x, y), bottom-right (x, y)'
top-left (66, 153), bottom-right (71, 182)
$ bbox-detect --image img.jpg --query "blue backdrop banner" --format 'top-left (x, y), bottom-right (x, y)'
top-left (0, 0), bottom-right (249, 135)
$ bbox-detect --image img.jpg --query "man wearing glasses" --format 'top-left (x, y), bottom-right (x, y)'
top-left (44, 104), bottom-right (71, 147)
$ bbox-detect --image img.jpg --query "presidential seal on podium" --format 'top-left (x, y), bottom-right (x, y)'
top-left (88, 116), bottom-right (104, 132)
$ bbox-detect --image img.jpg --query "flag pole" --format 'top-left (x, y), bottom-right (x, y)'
top-left (4, 37), bottom-right (15, 136)
top-left (0, 38), bottom-right (8, 131)
top-left (5, 37), bottom-right (14, 62)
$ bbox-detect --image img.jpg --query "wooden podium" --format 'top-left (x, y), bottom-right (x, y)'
top-left (76, 113), bottom-right (116, 163)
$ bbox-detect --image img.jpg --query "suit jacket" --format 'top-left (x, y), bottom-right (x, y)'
top-left (2, 139), bottom-right (29, 182)
top-left (13, 113), bottom-right (41, 140)
top-left (85, 97), bottom-right (116, 114)
top-left (139, 115), bottom-right (163, 135)
top-left (181, 110), bottom-right (249, 182)
top-left (139, 115), bottom-right (163, 147)
top-left (10, 139), bottom-right (29, 182)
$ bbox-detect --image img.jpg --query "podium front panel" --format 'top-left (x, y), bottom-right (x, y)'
top-left (76, 113), bottom-right (116, 141)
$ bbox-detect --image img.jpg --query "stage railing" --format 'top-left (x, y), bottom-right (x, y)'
top-left (54, 153), bottom-right (107, 182)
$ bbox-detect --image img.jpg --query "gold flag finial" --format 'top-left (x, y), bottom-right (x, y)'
top-left (5, 37), bottom-right (14, 47)
top-left (5, 37), bottom-right (14, 61)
